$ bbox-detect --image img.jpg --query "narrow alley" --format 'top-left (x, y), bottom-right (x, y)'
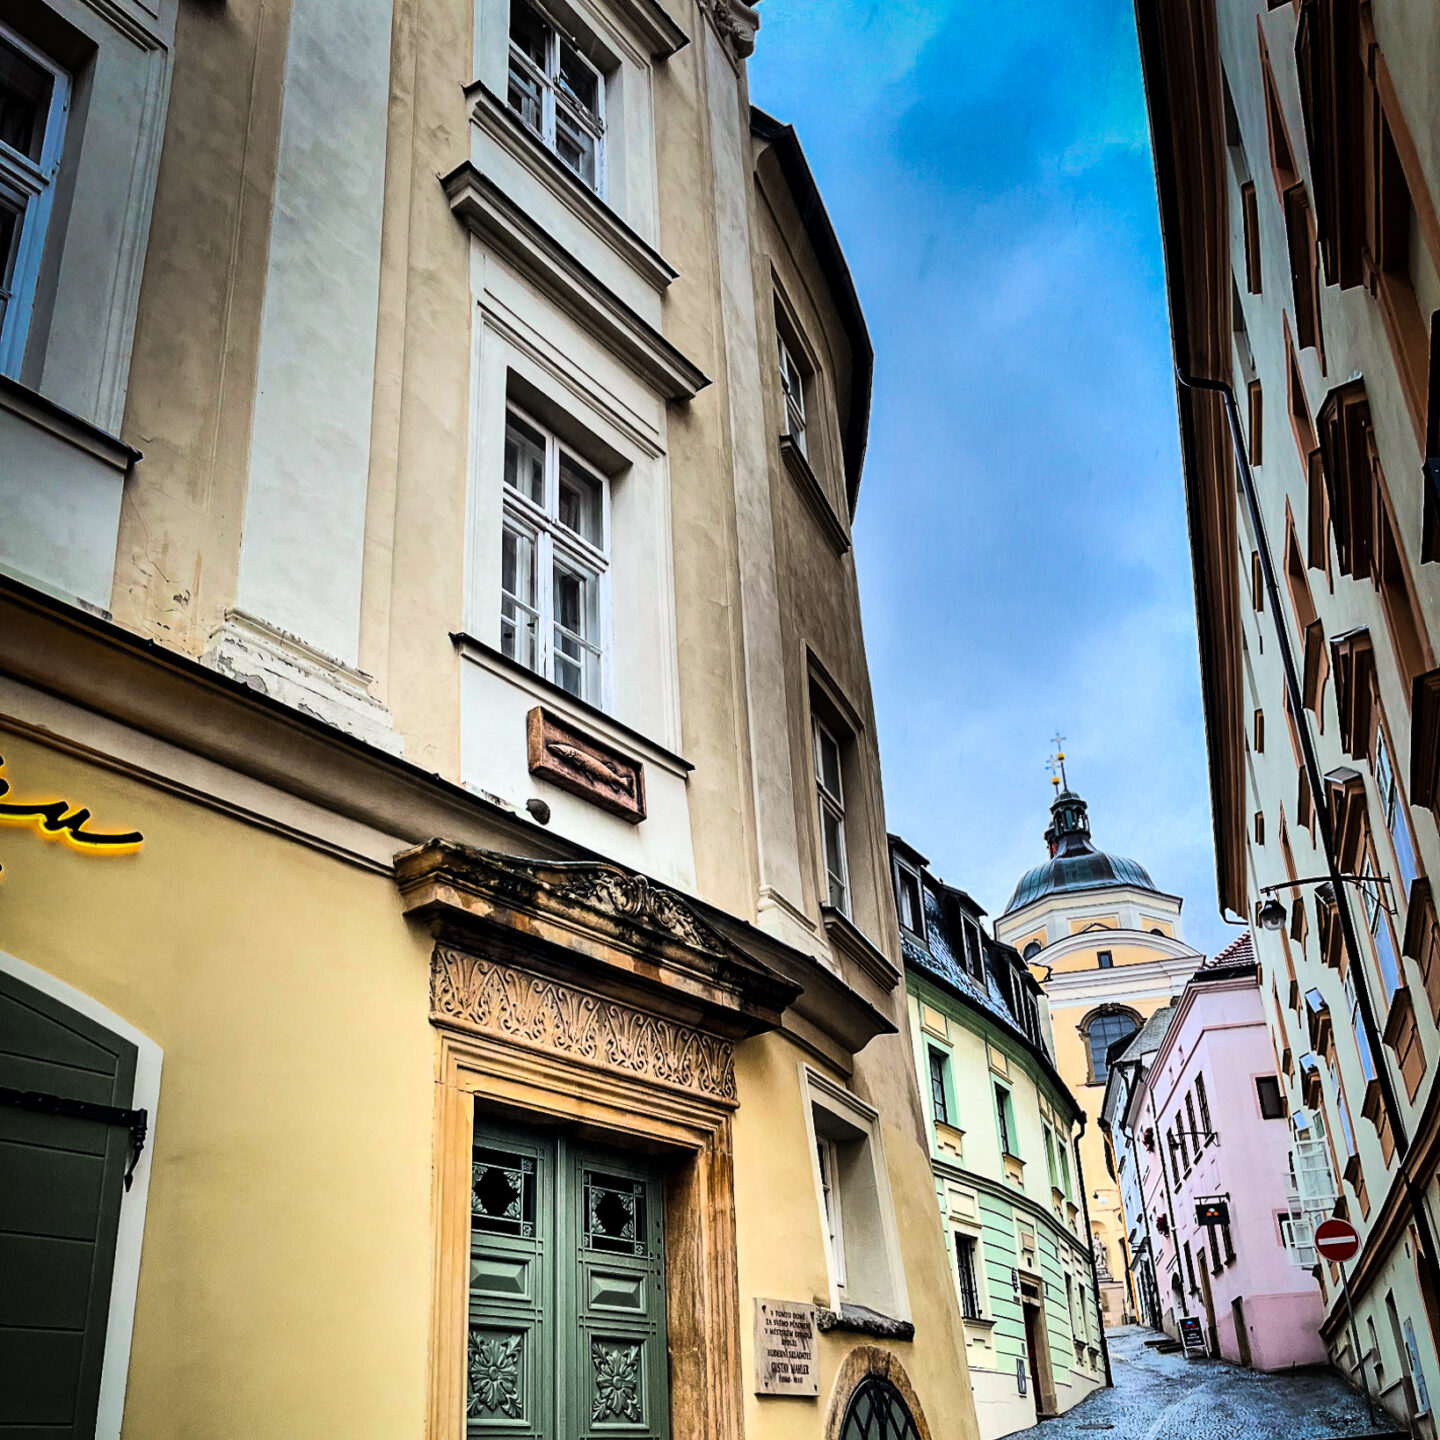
top-left (1003, 1327), bottom-right (1389, 1440)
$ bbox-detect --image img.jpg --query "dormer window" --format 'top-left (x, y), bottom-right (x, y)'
top-left (895, 861), bottom-right (924, 938)
top-left (507, 0), bottom-right (605, 192)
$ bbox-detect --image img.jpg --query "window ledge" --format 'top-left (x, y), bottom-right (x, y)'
top-left (466, 84), bottom-right (678, 294)
top-left (961, 1314), bottom-right (996, 1330)
top-left (779, 434), bottom-right (851, 556)
top-left (441, 164), bottom-right (708, 401)
top-left (453, 633), bottom-right (693, 778)
top-left (815, 1303), bottom-right (914, 1343)
top-left (821, 905), bottom-right (900, 993)
top-left (0, 373), bottom-right (140, 472)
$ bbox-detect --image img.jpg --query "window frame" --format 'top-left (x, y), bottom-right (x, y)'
top-left (813, 714), bottom-right (850, 916)
top-left (776, 328), bottom-right (808, 456)
top-left (499, 405), bottom-right (612, 708)
top-left (505, 0), bottom-right (607, 195)
top-left (894, 858), bottom-right (925, 939)
top-left (815, 1133), bottom-right (847, 1292)
top-left (0, 21), bottom-right (69, 378)
top-left (994, 1082), bottom-right (1018, 1160)
top-left (1255, 1074), bottom-right (1286, 1120)
top-left (953, 1231), bottom-right (983, 1321)
top-left (927, 1046), bottom-right (952, 1129)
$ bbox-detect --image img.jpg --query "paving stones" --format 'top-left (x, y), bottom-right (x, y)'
top-left (1002, 1324), bottom-right (1380, 1440)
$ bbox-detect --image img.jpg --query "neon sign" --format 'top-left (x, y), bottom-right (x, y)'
top-left (0, 753), bottom-right (143, 874)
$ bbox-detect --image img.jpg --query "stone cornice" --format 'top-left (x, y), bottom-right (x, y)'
top-left (396, 840), bottom-right (798, 1039)
top-left (442, 164), bottom-right (708, 401)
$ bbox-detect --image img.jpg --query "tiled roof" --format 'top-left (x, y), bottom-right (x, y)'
top-left (1200, 930), bottom-right (1254, 970)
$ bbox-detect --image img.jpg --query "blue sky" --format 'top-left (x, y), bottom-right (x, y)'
top-left (749, 0), bottom-right (1233, 959)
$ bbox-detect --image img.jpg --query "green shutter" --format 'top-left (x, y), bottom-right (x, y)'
top-left (0, 970), bottom-right (137, 1439)
top-left (470, 1119), bottom-right (669, 1440)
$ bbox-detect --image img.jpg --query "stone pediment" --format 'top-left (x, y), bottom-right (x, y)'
top-left (394, 840), bottom-right (798, 1038)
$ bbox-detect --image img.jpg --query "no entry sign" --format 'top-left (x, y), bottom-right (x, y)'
top-left (1314, 1218), bottom-right (1361, 1263)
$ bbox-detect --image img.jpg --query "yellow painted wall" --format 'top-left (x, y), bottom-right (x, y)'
top-left (0, 732), bottom-right (435, 1440)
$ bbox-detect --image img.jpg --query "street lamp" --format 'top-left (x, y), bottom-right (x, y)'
top-left (1255, 873), bottom-right (1395, 931)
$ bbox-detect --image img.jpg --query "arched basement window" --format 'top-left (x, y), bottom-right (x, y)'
top-left (839, 1377), bottom-right (923, 1440)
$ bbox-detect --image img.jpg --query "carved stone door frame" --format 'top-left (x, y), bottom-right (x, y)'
top-left (429, 980), bottom-right (742, 1440)
top-left (401, 842), bottom-right (796, 1440)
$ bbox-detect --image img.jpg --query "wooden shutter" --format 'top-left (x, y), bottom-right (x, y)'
top-left (0, 970), bottom-right (137, 1437)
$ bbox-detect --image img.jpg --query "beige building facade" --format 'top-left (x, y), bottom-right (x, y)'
top-left (994, 784), bottom-right (1203, 1327)
top-left (1137, 0), bottom-right (1440, 1426)
top-left (0, 1), bottom-right (978, 1436)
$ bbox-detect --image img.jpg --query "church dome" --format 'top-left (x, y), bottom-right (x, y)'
top-left (1002, 784), bottom-right (1157, 915)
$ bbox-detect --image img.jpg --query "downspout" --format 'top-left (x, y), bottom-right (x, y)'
top-left (1176, 368), bottom-right (1440, 1337)
top-left (1073, 1114), bottom-right (1115, 1388)
top-left (1131, 0), bottom-right (1440, 1348)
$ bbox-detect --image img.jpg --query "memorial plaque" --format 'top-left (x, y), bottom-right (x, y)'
top-left (753, 1299), bottom-right (818, 1396)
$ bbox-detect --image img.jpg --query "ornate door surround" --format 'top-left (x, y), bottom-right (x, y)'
top-left (396, 840), bottom-right (799, 1440)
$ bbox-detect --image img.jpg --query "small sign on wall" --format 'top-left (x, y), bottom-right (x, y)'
top-left (753, 1299), bottom-right (818, 1396)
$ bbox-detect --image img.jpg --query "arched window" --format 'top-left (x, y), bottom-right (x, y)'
top-left (1022, 941), bottom-right (1041, 961)
top-left (839, 1377), bottom-right (923, 1440)
top-left (1085, 1011), bottom-right (1139, 1085)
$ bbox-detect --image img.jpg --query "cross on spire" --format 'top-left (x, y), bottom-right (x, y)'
top-left (1048, 734), bottom-right (1068, 791)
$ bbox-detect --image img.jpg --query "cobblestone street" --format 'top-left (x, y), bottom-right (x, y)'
top-left (1002, 1326), bottom-right (1385, 1440)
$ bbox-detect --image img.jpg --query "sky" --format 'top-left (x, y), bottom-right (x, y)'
top-left (749, 0), bottom-right (1234, 960)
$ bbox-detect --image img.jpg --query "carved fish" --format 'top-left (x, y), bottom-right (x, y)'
top-left (548, 743), bottom-right (634, 798)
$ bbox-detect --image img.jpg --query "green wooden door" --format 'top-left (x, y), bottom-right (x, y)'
top-left (469, 1119), bottom-right (669, 1440)
top-left (0, 970), bottom-right (138, 1439)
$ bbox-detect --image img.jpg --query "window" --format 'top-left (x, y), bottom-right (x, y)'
top-left (1256, 1075), bottom-right (1286, 1119)
top-left (777, 330), bottom-right (807, 455)
top-left (1185, 1092), bottom-right (1200, 1158)
top-left (813, 716), bottom-right (849, 913)
top-left (500, 409), bottom-right (609, 704)
top-left (1176, 1115), bottom-right (1190, 1172)
top-left (1374, 720), bottom-right (1419, 894)
top-left (1044, 1128), bottom-right (1058, 1189)
top-left (1183, 1239), bottom-right (1197, 1292)
top-left (1359, 844), bottom-right (1404, 1005)
top-left (816, 1135), bottom-right (846, 1290)
top-left (1197, 1072), bottom-right (1214, 1139)
top-left (927, 1048), bottom-right (951, 1128)
top-left (1345, 965), bottom-right (1379, 1083)
top-left (837, 1378), bottom-right (922, 1440)
top-left (507, 0), bottom-right (605, 191)
top-left (0, 25), bottom-right (68, 375)
top-left (803, 1067), bottom-right (908, 1319)
top-left (1097, 950), bottom-right (1113, 969)
top-left (961, 914), bottom-right (985, 981)
top-left (954, 1234), bottom-right (982, 1320)
top-left (1023, 940), bottom-right (1042, 961)
top-left (1084, 1011), bottom-right (1138, 1085)
top-left (995, 1083), bottom-right (1017, 1158)
top-left (895, 862), bottom-right (924, 937)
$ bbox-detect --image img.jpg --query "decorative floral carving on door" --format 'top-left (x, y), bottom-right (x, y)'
top-left (591, 1340), bottom-right (644, 1422)
top-left (467, 1330), bottom-right (523, 1419)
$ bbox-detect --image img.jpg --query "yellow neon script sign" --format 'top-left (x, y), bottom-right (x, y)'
top-left (0, 753), bottom-right (144, 874)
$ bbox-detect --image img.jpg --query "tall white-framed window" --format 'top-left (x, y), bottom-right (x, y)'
top-left (813, 716), bottom-right (849, 913)
top-left (777, 330), bottom-right (807, 454)
top-left (815, 1134), bottom-right (846, 1292)
top-left (501, 407), bottom-right (610, 705)
top-left (0, 24), bottom-right (69, 377)
top-left (507, 0), bottom-right (605, 192)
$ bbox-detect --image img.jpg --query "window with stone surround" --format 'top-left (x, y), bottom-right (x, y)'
top-left (500, 406), bottom-right (610, 705)
top-left (507, 0), bottom-right (606, 192)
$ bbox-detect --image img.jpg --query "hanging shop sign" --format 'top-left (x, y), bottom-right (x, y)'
top-left (1195, 1196), bottom-right (1231, 1227)
top-left (0, 753), bottom-right (143, 875)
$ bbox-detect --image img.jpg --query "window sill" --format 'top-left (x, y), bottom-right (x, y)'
top-left (452, 633), bottom-right (692, 777)
top-left (821, 904), bottom-right (900, 993)
top-left (465, 83), bottom-right (678, 294)
top-left (961, 1314), bottom-right (995, 1330)
top-left (779, 434), bottom-right (850, 556)
top-left (815, 1303), bottom-right (914, 1343)
top-left (0, 373), bottom-right (140, 472)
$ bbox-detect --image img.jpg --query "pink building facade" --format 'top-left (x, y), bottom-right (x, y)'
top-left (1134, 949), bottom-right (1328, 1371)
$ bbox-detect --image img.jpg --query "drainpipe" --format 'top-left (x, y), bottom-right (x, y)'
top-left (1074, 1114), bottom-right (1115, 1388)
top-left (1174, 370), bottom-right (1440, 1338)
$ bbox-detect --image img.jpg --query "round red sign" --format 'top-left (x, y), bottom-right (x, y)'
top-left (1314, 1217), bottom-right (1361, 1263)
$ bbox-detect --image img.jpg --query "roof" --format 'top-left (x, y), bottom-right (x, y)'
top-left (1005, 850), bottom-right (1158, 914)
top-left (749, 107), bottom-right (873, 509)
top-left (1200, 930), bottom-right (1253, 970)
top-left (1002, 784), bottom-right (1162, 914)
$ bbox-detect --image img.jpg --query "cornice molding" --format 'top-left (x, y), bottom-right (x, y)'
top-left (465, 84), bottom-right (678, 294)
top-left (395, 839), bottom-right (798, 1038)
top-left (821, 904), bottom-right (899, 993)
top-left (442, 164), bottom-right (709, 400)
